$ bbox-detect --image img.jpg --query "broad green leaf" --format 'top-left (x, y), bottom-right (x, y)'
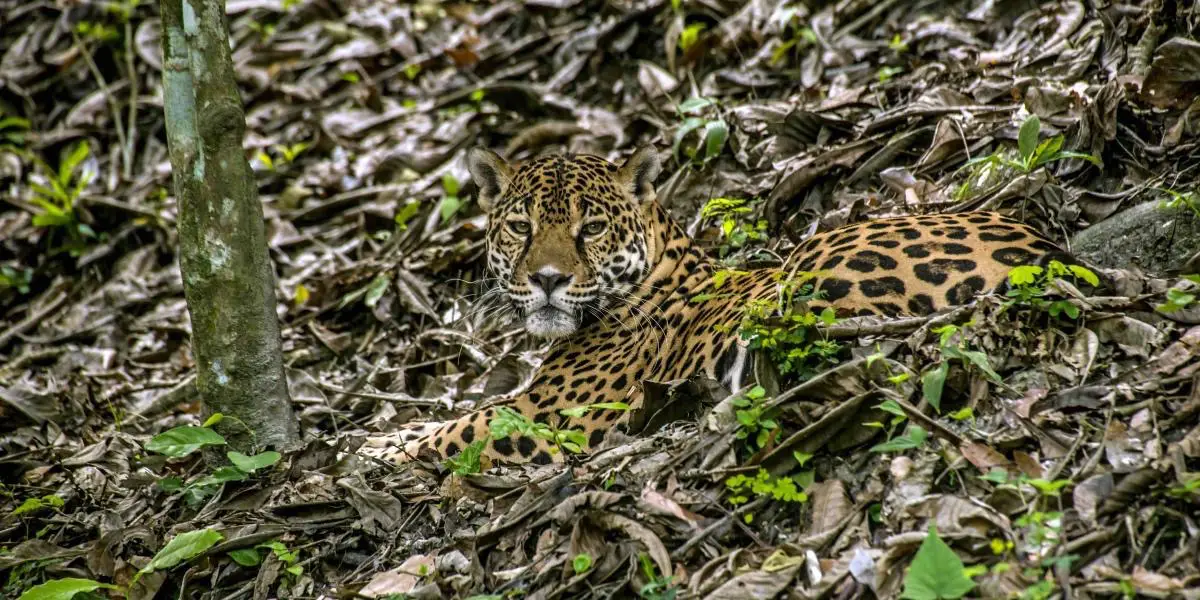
top-left (921, 362), bottom-right (949, 411)
top-left (1017, 115), bottom-right (1040, 162)
top-left (141, 529), bottom-right (224, 575)
top-left (677, 97), bottom-right (715, 114)
top-left (672, 117), bottom-right (707, 161)
top-left (1007, 265), bottom-right (1043, 286)
top-left (228, 451), bottom-right (281, 473)
top-left (1068, 265), bottom-right (1100, 286)
top-left (703, 118), bottom-right (728, 162)
top-left (876, 399), bottom-right (907, 417)
top-left (870, 425), bottom-right (928, 453)
top-left (900, 525), bottom-right (976, 600)
top-left (18, 578), bottom-right (118, 600)
top-left (146, 426), bottom-right (226, 457)
top-left (442, 173), bottom-right (460, 196)
top-left (559, 406), bottom-right (588, 418)
top-left (228, 548), bottom-right (262, 567)
top-left (193, 466), bottom-right (249, 487)
top-left (439, 195), bottom-right (462, 222)
top-left (1030, 135), bottom-right (1064, 169)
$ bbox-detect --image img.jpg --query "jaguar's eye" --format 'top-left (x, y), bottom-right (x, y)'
top-left (582, 221), bottom-right (606, 236)
top-left (508, 220), bottom-right (531, 235)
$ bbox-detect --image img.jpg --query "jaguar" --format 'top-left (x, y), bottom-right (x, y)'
top-left (359, 147), bottom-right (1072, 466)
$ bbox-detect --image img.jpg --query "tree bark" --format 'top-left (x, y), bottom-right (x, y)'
top-left (158, 0), bottom-right (298, 452)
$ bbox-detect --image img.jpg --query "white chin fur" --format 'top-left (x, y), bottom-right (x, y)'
top-left (525, 307), bottom-right (578, 339)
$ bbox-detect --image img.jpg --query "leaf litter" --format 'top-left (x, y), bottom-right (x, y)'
top-left (2, 0), bottom-right (1200, 599)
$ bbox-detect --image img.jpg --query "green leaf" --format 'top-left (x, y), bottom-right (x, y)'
top-left (59, 141), bottom-right (90, 185)
top-left (900, 525), bottom-right (976, 600)
top-left (441, 173), bottom-right (460, 196)
top-left (921, 362), bottom-right (949, 411)
top-left (203, 413), bottom-right (224, 427)
top-left (703, 119), bottom-right (728, 162)
top-left (445, 440), bottom-right (485, 475)
top-left (588, 402), bottom-right (631, 411)
top-left (192, 466), bottom-right (249, 488)
top-left (1067, 265), bottom-right (1100, 286)
top-left (18, 578), bottom-right (118, 600)
top-left (1054, 151), bottom-right (1102, 166)
top-left (870, 425), bottom-right (928, 453)
top-left (364, 274), bottom-right (390, 308)
top-left (228, 548), bottom-right (262, 567)
top-left (394, 201), bottom-right (421, 230)
top-left (1030, 135), bottom-right (1064, 169)
top-left (1017, 115), bottom-right (1040, 163)
top-left (673, 117), bottom-right (707, 161)
top-left (1007, 265), bottom-right (1043, 287)
top-left (227, 451), bottom-right (281, 473)
top-left (439, 195), bottom-right (462, 222)
top-left (559, 406), bottom-right (588, 418)
top-left (572, 553), bottom-right (593, 574)
top-left (141, 529), bottom-right (224, 576)
top-left (678, 97), bottom-right (715, 114)
top-left (146, 426), bottom-right (226, 457)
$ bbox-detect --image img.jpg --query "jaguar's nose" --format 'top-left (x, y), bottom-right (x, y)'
top-left (531, 269), bottom-right (572, 296)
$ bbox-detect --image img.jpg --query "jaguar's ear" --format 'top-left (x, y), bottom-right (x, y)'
top-left (467, 148), bottom-right (512, 211)
top-left (617, 146), bottom-right (662, 205)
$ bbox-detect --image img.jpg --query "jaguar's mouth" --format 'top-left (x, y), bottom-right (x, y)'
top-left (524, 305), bottom-right (578, 339)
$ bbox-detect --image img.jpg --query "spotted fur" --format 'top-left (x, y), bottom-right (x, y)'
top-left (359, 150), bottom-right (1069, 466)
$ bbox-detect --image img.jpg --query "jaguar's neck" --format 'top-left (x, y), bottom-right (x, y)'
top-left (631, 201), bottom-right (714, 306)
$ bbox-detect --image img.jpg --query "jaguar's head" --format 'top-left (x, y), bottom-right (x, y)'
top-left (467, 148), bottom-right (662, 339)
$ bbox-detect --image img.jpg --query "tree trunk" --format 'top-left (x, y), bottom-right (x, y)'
top-left (158, 0), bottom-right (298, 452)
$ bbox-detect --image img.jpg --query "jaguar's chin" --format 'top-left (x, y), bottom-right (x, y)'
top-left (525, 306), bottom-right (579, 339)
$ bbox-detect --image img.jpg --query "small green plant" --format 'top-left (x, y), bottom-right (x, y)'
top-left (1157, 186), bottom-right (1200, 219)
top-left (147, 414), bottom-right (282, 507)
top-left (228, 541), bottom-right (304, 578)
top-left (26, 141), bottom-right (97, 256)
top-left (637, 553), bottom-right (677, 600)
top-left (726, 273), bottom-right (841, 379)
top-left (678, 23), bottom-right (705, 51)
top-left (445, 439), bottom-right (486, 475)
top-left (1005, 261), bottom-right (1100, 319)
top-left (255, 142), bottom-right (310, 172)
top-left (877, 65), bottom-right (904, 83)
top-left (1156, 275), bottom-right (1200, 314)
top-left (900, 526), bottom-right (976, 600)
top-left (965, 115), bottom-right (1101, 175)
top-left (11, 495), bottom-right (65, 518)
top-left (725, 468), bottom-right (810, 512)
top-left (490, 406), bottom-right (587, 454)
top-left (443, 405), bottom-right (596, 473)
top-left (700, 197), bottom-right (767, 258)
top-left (673, 97), bottom-right (727, 165)
top-left (888, 33), bottom-right (909, 52)
top-left (768, 9), bottom-right (815, 65)
top-left (731, 386), bottom-right (778, 449)
top-left (920, 323), bottom-right (1001, 412)
top-left (0, 266), bottom-right (33, 295)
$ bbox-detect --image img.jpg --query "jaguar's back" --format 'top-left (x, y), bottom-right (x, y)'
top-left (359, 149), bottom-right (1070, 466)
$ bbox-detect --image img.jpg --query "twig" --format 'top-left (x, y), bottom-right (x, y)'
top-left (71, 31), bottom-right (130, 175)
top-left (0, 290), bottom-right (69, 350)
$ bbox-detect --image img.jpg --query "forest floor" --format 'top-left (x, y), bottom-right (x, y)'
top-left (2, 0), bottom-right (1200, 598)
